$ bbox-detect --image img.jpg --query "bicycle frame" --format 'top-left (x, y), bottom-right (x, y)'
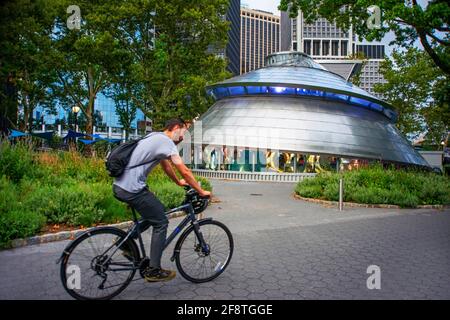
top-left (99, 200), bottom-right (211, 271)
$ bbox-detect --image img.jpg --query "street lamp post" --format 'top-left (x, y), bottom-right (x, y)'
top-left (72, 106), bottom-right (80, 132)
top-left (71, 106), bottom-right (80, 146)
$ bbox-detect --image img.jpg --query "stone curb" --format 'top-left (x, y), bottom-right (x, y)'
top-left (293, 193), bottom-right (450, 210)
top-left (8, 210), bottom-right (187, 250)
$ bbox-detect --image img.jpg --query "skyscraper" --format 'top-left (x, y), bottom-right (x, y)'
top-left (281, 11), bottom-right (387, 99)
top-left (240, 7), bottom-right (280, 74)
top-left (356, 44), bottom-right (387, 98)
top-left (282, 12), bottom-right (356, 58)
top-left (225, 0), bottom-right (241, 76)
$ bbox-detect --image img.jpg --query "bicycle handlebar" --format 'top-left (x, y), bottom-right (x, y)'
top-left (183, 185), bottom-right (210, 199)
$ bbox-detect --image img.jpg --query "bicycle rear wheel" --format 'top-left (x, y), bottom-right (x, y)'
top-left (175, 220), bottom-right (233, 283)
top-left (60, 227), bottom-right (139, 300)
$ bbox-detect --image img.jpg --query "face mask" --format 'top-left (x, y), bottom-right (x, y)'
top-left (173, 128), bottom-right (185, 145)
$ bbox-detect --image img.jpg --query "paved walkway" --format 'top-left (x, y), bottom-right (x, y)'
top-left (0, 180), bottom-right (449, 299)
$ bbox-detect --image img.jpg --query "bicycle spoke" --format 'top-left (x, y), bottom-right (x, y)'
top-left (177, 221), bottom-right (232, 282)
top-left (62, 230), bottom-right (137, 300)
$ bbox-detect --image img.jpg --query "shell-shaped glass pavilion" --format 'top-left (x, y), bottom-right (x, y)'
top-left (194, 51), bottom-right (428, 170)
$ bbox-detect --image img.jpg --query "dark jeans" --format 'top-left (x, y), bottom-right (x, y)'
top-left (113, 184), bottom-right (168, 269)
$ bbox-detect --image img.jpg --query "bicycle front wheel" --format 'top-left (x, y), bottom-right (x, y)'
top-left (60, 227), bottom-right (139, 300)
top-left (175, 220), bottom-right (233, 283)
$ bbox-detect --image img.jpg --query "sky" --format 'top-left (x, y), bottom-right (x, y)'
top-left (243, 0), bottom-right (430, 57)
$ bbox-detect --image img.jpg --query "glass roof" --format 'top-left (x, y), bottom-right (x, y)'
top-left (208, 52), bottom-right (397, 122)
top-left (212, 66), bottom-right (374, 99)
top-left (265, 51), bottom-right (327, 70)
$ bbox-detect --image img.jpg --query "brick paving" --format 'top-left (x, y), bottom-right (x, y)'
top-left (0, 180), bottom-right (449, 300)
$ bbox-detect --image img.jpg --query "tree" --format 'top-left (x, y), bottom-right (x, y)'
top-left (0, 0), bottom-right (57, 132)
top-left (421, 73), bottom-right (450, 145)
top-left (108, 0), bottom-right (231, 129)
top-left (48, 0), bottom-right (129, 138)
top-left (374, 48), bottom-right (449, 144)
top-left (105, 71), bottom-right (139, 140)
top-left (279, 0), bottom-right (450, 76)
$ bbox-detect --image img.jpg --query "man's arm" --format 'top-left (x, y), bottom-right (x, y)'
top-left (170, 154), bottom-right (210, 196)
top-left (160, 159), bottom-right (185, 186)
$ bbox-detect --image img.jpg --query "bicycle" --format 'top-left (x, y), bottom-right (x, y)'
top-left (57, 186), bottom-right (234, 300)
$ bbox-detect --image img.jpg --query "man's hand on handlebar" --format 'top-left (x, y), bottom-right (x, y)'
top-left (198, 190), bottom-right (211, 198)
top-left (183, 184), bottom-right (211, 198)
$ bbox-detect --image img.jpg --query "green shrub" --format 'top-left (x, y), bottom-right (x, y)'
top-left (0, 210), bottom-right (46, 248)
top-left (295, 165), bottom-right (450, 208)
top-left (95, 183), bottom-right (130, 223)
top-left (0, 175), bottom-right (19, 213)
top-left (0, 142), bottom-right (36, 183)
top-left (296, 183), bottom-right (323, 199)
top-left (323, 182), bottom-right (339, 201)
top-left (23, 182), bottom-right (107, 226)
top-left (0, 142), bottom-right (213, 246)
top-left (198, 176), bottom-right (212, 191)
top-left (0, 176), bottom-right (46, 247)
top-left (150, 182), bottom-right (186, 210)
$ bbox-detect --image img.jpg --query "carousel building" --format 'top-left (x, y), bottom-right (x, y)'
top-left (188, 51), bottom-right (429, 178)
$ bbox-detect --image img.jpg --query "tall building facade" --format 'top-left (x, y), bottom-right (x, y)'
top-left (240, 7), bottom-right (280, 74)
top-left (281, 12), bottom-right (386, 99)
top-left (282, 12), bottom-right (356, 58)
top-left (225, 0), bottom-right (241, 76)
top-left (355, 44), bottom-right (387, 98)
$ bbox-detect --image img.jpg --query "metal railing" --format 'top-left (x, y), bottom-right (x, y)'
top-left (192, 169), bottom-right (316, 183)
top-left (32, 124), bottom-right (144, 141)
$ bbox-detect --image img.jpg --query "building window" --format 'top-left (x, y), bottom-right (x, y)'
top-left (304, 40), bottom-right (311, 55)
top-left (322, 41), bottom-right (330, 56)
top-left (341, 41), bottom-right (348, 56)
top-left (331, 40), bottom-right (339, 56)
top-left (313, 40), bottom-right (320, 56)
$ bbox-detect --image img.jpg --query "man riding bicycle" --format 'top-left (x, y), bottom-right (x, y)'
top-left (113, 118), bottom-right (211, 282)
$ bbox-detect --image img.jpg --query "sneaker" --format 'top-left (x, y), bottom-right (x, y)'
top-left (144, 267), bottom-right (176, 282)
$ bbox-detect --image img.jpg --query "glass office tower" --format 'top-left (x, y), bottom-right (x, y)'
top-left (35, 93), bottom-right (145, 131)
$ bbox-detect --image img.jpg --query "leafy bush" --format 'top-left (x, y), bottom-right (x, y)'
top-left (295, 184), bottom-right (323, 199)
top-left (0, 141), bottom-right (212, 247)
top-left (150, 182), bottom-right (186, 210)
top-left (22, 182), bottom-right (107, 226)
top-left (0, 142), bottom-right (36, 183)
top-left (295, 165), bottom-right (450, 208)
top-left (0, 176), bottom-right (46, 247)
top-left (0, 210), bottom-right (46, 247)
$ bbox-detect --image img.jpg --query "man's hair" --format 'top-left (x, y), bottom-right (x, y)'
top-left (163, 118), bottom-right (186, 131)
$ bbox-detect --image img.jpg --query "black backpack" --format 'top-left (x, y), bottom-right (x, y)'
top-left (105, 133), bottom-right (155, 177)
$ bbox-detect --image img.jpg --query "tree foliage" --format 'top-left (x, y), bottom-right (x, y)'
top-left (1, 0), bottom-right (232, 136)
top-left (374, 48), bottom-right (449, 144)
top-left (279, 0), bottom-right (450, 76)
top-left (0, 0), bottom-right (57, 132)
top-left (107, 0), bottom-right (231, 129)
top-left (48, 0), bottom-right (130, 137)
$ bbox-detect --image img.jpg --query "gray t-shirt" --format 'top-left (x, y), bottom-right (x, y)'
top-left (114, 132), bottom-right (179, 193)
